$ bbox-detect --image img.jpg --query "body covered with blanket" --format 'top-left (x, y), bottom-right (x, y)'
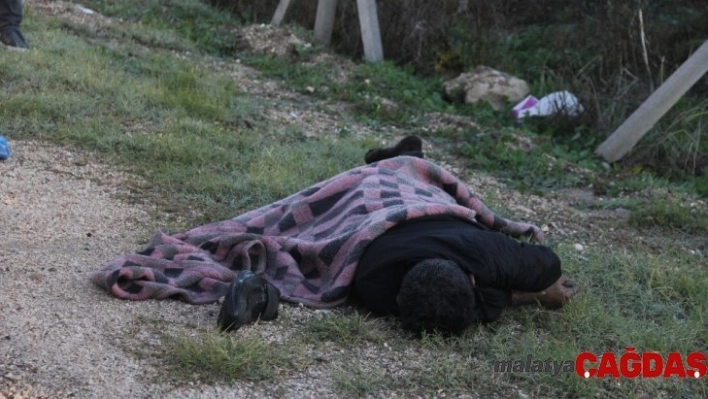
top-left (92, 156), bottom-right (546, 309)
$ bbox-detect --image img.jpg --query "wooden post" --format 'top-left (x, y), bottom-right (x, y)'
top-left (356, 0), bottom-right (384, 62)
top-left (314, 0), bottom-right (338, 47)
top-left (596, 40), bottom-right (708, 162)
top-left (271, 0), bottom-right (293, 26)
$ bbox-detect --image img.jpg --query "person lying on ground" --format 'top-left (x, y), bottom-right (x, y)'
top-left (92, 136), bottom-right (578, 336)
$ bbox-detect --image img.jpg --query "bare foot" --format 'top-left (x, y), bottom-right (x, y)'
top-left (539, 275), bottom-right (579, 309)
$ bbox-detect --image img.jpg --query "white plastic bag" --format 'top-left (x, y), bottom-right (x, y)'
top-left (513, 91), bottom-right (584, 122)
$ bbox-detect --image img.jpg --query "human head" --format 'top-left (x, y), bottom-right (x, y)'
top-left (397, 258), bottom-right (476, 336)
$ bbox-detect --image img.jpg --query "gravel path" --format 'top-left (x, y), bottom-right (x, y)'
top-left (1, 141), bottom-right (158, 397)
top-left (0, 142), bottom-right (425, 398)
top-left (0, 142), bottom-right (307, 398)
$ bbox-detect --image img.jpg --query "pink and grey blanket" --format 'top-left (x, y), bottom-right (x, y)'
top-left (92, 156), bottom-right (542, 308)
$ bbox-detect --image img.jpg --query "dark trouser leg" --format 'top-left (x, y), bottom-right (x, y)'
top-left (0, 0), bottom-right (23, 31)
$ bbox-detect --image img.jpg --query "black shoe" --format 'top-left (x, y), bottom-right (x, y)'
top-left (217, 270), bottom-right (280, 332)
top-left (0, 28), bottom-right (28, 49)
top-left (365, 135), bottom-right (424, 164)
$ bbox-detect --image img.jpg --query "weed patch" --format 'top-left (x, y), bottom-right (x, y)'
top-left (244, 55), bottom-right (454, 124)
top-left (456, 127), bottom-right (598, 193)
top-left (298, 312), bottom-right (391, 347)
top-left (628, 199), bottom-right (708, 234)
top-left (165, 330), bottom-right (297, 382)
top-left (82, 0), bottom-right (240, 54)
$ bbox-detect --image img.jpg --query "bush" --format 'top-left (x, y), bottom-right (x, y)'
top-left (215, 1), bottom-right (707, 80)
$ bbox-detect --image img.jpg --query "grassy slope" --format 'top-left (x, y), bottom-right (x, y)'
top-left (3, 0), bottom-right (706, 397)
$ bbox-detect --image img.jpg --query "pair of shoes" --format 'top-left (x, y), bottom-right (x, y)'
top-left (217, 270), bottom-right (280, 332)
top-left (365, 135), bottom-right (425, 164)
top-left (0, 28), bottom-right (29, 49)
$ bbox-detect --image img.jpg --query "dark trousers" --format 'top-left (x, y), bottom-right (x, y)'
top-left (0, 0), bottom-right (22, 30)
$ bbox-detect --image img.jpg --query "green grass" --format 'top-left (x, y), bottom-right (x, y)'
top-left (81, 0), bottom-right (240, 54)
top-left (1, 9), bottom-right (369, 226)
top-left (628, 199), bottom-right (708, 234)
top-left (298, 312), bottom-right (392, 347)
top-left (166, 331), bottom-right (297, 381)
top-left (455, 125), bottom-right (600, 194)
top-left (7, 0), bottom-right (708, 397)
top-left (245, 54), bottom-right (455, 124)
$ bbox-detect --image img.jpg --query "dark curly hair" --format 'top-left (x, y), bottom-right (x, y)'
top-left (397, 258), bottom-right (476, 335)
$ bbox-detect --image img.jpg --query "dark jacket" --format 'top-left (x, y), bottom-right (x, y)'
top-left (353, 215), bottom-right (561, 322)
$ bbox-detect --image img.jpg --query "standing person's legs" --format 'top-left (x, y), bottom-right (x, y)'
top-left (0, 0), bottom-right (22, 29)
top-left (0, 0), bottom-right (28, 48)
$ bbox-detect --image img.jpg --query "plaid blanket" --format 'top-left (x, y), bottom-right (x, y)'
top-left (92, 156), bottom-right (542, 308)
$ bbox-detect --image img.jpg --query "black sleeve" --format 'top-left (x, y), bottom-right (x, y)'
top-left (474, 230), bottom-right (562, 292)
top-left (474, 287), bottom-right (511, 322)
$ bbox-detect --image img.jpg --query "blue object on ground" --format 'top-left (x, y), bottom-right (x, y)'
top-left (0, 136), bottom-right (10, 160)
